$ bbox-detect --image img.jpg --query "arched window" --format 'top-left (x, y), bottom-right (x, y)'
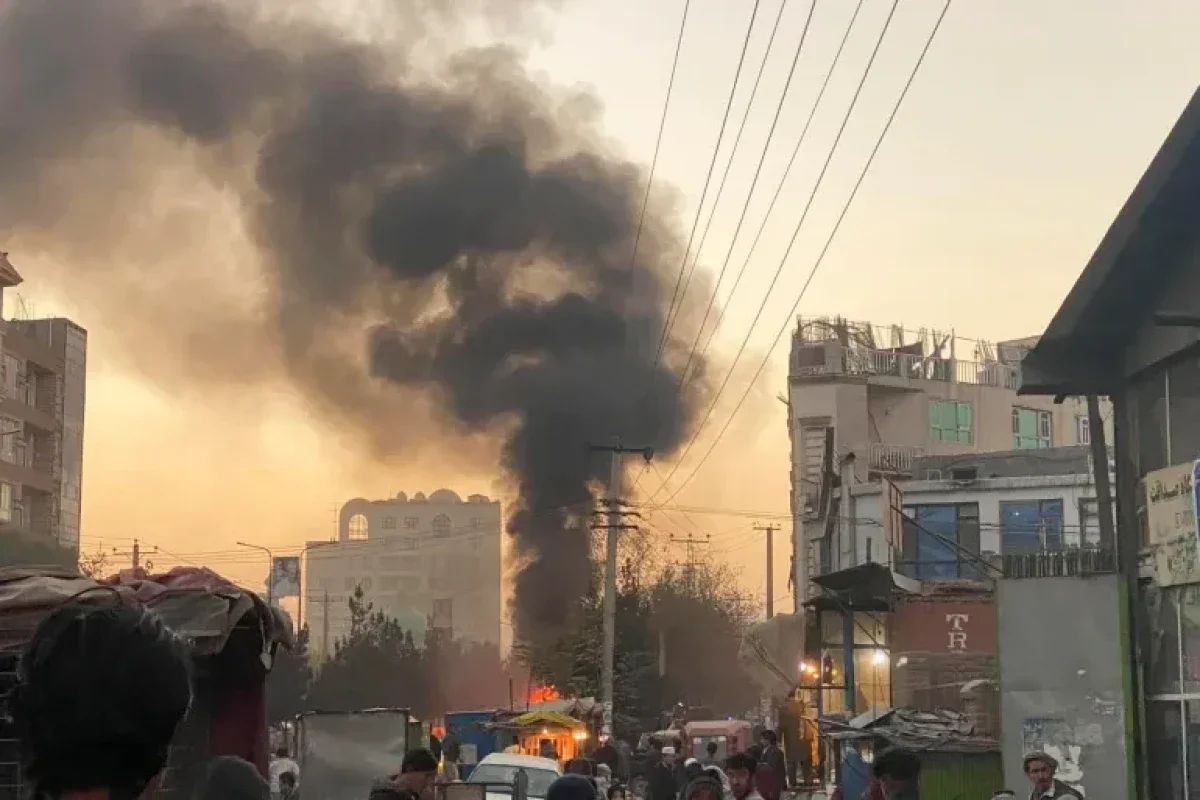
top-left (432, 514), bottom-right (452, 538)
top-left (348, 513), bottom-right (369, 540)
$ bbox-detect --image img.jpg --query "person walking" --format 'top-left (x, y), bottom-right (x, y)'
top-left (725, 752), bottom-right (763, 800)
top-left (649, 746), bottom-right (678, 800)
top-left (755, 732), bottom-right (785, 800)
top-left (1022, 753), bottom-right (1083, 800)
top-left (370, 749), bottom-right (441, 800)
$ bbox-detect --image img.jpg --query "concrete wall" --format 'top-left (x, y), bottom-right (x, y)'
top-left (997, 574), bottom-right (1130, 799)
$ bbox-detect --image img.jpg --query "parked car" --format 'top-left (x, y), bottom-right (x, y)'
top-left (467, 753), bottom-right (564, 800)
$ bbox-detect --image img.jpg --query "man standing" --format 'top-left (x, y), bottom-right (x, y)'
top-left (725, 753), bottom-right (762, 800)
top-left (872, 748), bottom-right (921, 800)
top-left (756, 732), bottom-right (786, 800)
top-left (370, 749), bottom-right (440, 800)
top-left (1022, 753), bottom-right (1083, 800)
top-left (701, 742), bottom-right (720, 768)
top-left (649, 746), bottom-right (678, 800)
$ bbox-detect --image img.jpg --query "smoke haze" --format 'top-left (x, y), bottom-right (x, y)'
top-left (0, 0), bottom-right (713, 637)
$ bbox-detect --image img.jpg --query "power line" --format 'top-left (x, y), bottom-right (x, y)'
top-left (650, 0), bottom-right (766, 378)
top-left (677, 0), bottom-right (868, 389)
top-left (653, 0), bottom-right (952, 506)
top-left (676, 0), bottom-right (818, 389)
top-left (646, 0), bottom-right (902, 504)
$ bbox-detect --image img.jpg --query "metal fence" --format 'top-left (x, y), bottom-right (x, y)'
top-left (1001, 546), bottom-right (1117, 579)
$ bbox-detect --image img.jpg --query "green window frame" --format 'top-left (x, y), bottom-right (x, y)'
top-left (930, 399), bottom-right (973, 444)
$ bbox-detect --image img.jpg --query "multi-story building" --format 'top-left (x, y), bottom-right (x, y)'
top-left (305, 489), bottom-right (502, 662)
top-left (0, 253), bottom-right (87, 552)
top-left (786, 316), bottom-right (1111, 587)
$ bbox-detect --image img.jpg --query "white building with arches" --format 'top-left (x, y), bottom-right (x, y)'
top-left (304, 489), bottom-right (502, 662)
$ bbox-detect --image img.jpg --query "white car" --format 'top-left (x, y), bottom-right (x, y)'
top-left (466, 753), bottom-right (563, 800)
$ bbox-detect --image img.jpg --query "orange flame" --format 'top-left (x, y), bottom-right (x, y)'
top-left (528, 685), bottom-right (561, 704)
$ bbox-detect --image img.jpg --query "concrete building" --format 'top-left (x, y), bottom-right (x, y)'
top-left (1021, 87), bottom-right (1200, 800)
top-left (787, 316), bottom-right (1112, 592)
top-left (845, 447), bottom-right (1110, 580)
top-left (0, 253), bottom-right (87, 552)
top-left (305, 489), bottom-right (502, 662)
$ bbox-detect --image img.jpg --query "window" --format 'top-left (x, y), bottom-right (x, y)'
top-left (898, 503), bottom-right (981, 580)
top-left (1013, 407), bottom-right (1052, 449)
top-left (381, 575), bottom-right (399, 590)
top-left (929, 400), bottom-right (972, 444)
top-left (361, 577), bottom-right (373, 591)
top-left (381, 555), bottom-right (402, 571)
top-left (382, 516), bottom-right (397, 530)
top-left (0, 483), bottom-right (11, 523)
top-left (1076, 415), bottom-right (1091, 445)
top-left (469, 517), bottom-right (482, 530)
top-left (403, 516), bottom-right (420, 529)
top-left (348, 513), bottom-right (369, 540)
top-left (432, 514), bottom-right (452, 538)
top-left (1079, 498), bottom-right (1100, 546)
top-left (1000, 499), bottom-right (1064, 554)
top-left (400, 537), bottom-right (418, 551)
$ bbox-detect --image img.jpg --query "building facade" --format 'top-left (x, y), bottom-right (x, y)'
top-left (1021, 87), bottom-right (1200, 799)
top-left (305, 489), bottom-right (502, 662)
top-left (787, 316), bottom-right (1112, 592)
top-left (0, 254), bottom-right (87, 552)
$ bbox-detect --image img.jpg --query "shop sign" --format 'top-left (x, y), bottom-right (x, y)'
top-left (1146, 461), bottom-right (1200, 586)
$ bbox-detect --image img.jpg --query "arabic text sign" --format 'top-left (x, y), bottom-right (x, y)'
top-left (1146, 461), bottom-right (1200, 587)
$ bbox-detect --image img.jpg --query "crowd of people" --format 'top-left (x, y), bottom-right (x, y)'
top-left (2, 600), bottom-right (1080, 800)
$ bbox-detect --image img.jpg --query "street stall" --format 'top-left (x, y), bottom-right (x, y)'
top-left (487, 710), bottom-right (588, 764)
top-left (0, 565), bottom-right (292, 800)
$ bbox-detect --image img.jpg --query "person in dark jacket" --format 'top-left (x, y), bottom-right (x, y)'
top-left (756, 732), bottom-right (786, 800)
top-left (873, 748), bottom-right (920, 800)
top-left (9, 602), bottom-right (193, 800)
top-left (548, 774), bottom-right (599, 800)
top-left (682, 775), bottom-right (724, 800)
top-left (648, 746), bottom-right (678, 800)
top-left (201, 756), bottom-right (271, 800)
top-left (369, 749), bottom-right (440, 800)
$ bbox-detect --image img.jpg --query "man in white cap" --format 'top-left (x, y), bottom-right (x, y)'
top-left (1023, 752), bottom-right (1082, 800)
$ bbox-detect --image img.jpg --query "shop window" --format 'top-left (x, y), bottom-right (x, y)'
top-left (1000, 499), bottom-right (1064, 555)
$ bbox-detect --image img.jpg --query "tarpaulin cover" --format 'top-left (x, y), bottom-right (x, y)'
top-left (299, 710), bottom-right (412, 800)
top-left (0, 565), bottom-right (292, 655)
top-left (500, 710), bottom-right (583, 730)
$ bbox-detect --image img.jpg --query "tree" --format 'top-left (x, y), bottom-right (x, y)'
top-left (78, 547), bottom-right (111, 578)
top-left (267, 625), bottom-right (312, 724)
top-left (306, 586), bottom-right (431, 715)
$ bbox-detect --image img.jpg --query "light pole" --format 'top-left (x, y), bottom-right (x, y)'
top-left (237, 541), bottom-right (274, 606)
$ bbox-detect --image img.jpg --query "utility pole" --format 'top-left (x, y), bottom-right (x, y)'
top-left (589, 442), bottom-right (653, 742)
top-left (669, 534), bottom-right (711, 594)
top-left (321, 588), bottom-right (330, 661)
top-left (112, 539), bottom-right (157, 572)
top-left (840, 452), bottom-right (858, 570)
top-left (1086, 395), bottom-right (1116, 550)
top-left (755, 524), bottom-right (780, 618)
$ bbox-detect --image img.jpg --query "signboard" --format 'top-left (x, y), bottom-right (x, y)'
top-left (891, 597), bottom-right (996, 655)
top-left (881, 477), bottom-right (905, 551)
top-left (1145, 461), bottom-right (1200, 587)
top-left (270, 556), bottom-right (302, 599)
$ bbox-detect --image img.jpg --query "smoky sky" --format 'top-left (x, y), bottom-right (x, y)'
top-left (0, 0), bottom-right (711, 638)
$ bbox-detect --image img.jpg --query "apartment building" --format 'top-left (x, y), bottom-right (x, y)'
top-left (787, 316), bottom-right (1111, 585)
top-left (305, 489), bottom-right (502, 662)
top-left (0, 254), bottom-right (87, 552)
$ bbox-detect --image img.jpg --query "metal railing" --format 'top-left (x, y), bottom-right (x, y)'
top-left (867, 443), bottom-right (924, 474)
top-left (790, 341), bottom-right (1021, 390)
top-left (1002, 546), bottom-right (1117, 579)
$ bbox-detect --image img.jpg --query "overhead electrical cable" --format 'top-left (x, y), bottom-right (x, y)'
top-left (654, 0), bottom-right (954, 505)
top-left (646, 0), bottom-right (906, 503)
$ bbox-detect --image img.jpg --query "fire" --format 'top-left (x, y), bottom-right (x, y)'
top-left (528, 685), bottom-right (561, 704)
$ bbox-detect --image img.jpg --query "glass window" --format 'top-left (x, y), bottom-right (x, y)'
top-left (929, 400), bottom-right (973, 444)
top-left (1013, 407), bottom-right (1052, 449)
top-left (382, 516), bottom-right (397, 530)
top-left (898, 503), bottom-right (981, 579)
top-left (432, 514), bottom-right (452, 538)
top-left (1000, 500), bottom-right (1064, 554)
top-left (347, 513), bottom-right (368, 540)
top-left (404, 516), bottom-right (419, 529)
top-left (0, 483), bottom-right (11, 523)
top-left (1076, 415), bottom-right (1091, 445)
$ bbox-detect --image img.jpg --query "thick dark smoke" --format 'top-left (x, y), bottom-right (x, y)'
top-left (0, 0), bottom-right (710, 637)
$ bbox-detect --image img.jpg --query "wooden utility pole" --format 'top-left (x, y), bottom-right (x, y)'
top-left (755, 524), bottom-right (780, 618)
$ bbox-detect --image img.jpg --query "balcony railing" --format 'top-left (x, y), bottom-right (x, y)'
top-left (868, 443), bottom-right (924, 474)
top-left (790, 341), bottom-right (1020, 390)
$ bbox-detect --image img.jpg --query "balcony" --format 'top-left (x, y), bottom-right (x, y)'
top-left (790, 341), bottom-right (1021, 390)
top-left (867, 443), bottom-right (924, 475)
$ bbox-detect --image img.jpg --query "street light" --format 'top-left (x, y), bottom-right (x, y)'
top-left (236, 541), bottom-right (274, 605)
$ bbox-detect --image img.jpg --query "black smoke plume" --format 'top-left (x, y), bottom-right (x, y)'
top-left (0, 0), bottom-right (710, 637)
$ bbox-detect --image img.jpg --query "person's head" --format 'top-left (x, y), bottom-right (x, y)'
top-left (705, 742), bottom-right (719, 758)
top-left (399, 749), bottom-right (440, 795)
top-left (547, 775), bottom-right (597, 800)
top-left (661, 746), bottom-right (676, 763)
top-left (684, 759), bottom-right (702, 781)
top-left (683, 776), bottom-right (723, 800)
top-left (724, 752), bottom-right (757, 800)
top-left (10, 602), bottom-right (192, 800)
top-left (279, 772), bottom-right (298, 793)
top-left (760, 731), bottom-right (778, 748)
top-left (873, 748), bottom-right (920, 799)
top-left (990, 791), bottom-right (1015, 800)
top-left (275, 747), bottom-right (290, 759)
top-left (597, 764), bottom-right (612, 779)
top-left (201, 756), bottom-right (269, 800)
top-left (606, 784), bottom-right (626, 800)
top-left (1023, 752), bottom-right (1057, 791)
